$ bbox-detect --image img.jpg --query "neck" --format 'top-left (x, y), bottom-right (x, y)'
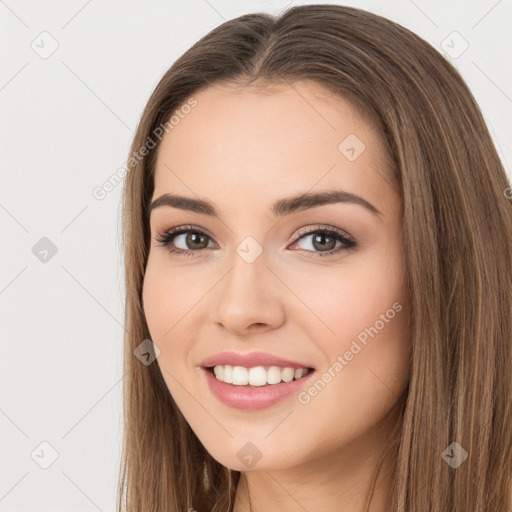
top-left (232, 409), bottom-right (400, 512)
top-left (234, 457), bottom-right (394, 512)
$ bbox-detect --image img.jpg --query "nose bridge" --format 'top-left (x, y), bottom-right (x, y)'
top-left (221, 238), bottom-right (270, 306)
top-left (214, 236), bottom-right (284, 331)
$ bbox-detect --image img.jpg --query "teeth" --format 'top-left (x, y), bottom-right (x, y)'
top-left (232, 366), bottom-right (249, 385)
top-left (212, 365), bottom-right (310, 386)
top-left (267, 366), bottom-right (281, 385)
top-left (281, 367), bottom-right (294, 382)
top-left (248, 366), bottom-right (267, 386)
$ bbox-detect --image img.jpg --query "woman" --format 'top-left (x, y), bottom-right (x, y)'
top-left (118, 4), bottom-right (512, 511)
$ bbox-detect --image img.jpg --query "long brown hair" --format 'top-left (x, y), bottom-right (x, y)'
top-left (118, 4), bottom-right (512, 511)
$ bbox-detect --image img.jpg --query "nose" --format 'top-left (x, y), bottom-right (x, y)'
top-left (213, 250), bottom-right (286, 335)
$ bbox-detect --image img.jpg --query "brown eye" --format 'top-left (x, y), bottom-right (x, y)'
top-left (182, 232), bottom-right (210, 250)
top-left (290, 226), bottom-right (357, 258)
top-left (311, 233), bottom-right (337, 251)
top-left (156, 226), bottom-right (215, 256)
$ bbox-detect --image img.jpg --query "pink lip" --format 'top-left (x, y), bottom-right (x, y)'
top-left (201, 367), bottom-right (316, 410)
top-left (200, 351), bottom-right (314, 370)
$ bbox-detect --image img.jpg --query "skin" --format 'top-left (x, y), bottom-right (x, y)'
top-left (142, 79), bottom-right (410, 511)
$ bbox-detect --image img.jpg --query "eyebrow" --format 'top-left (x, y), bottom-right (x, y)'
top-left (148, 189), bottom-right (381, 218)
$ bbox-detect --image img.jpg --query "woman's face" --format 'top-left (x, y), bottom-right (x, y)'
top-left (142, 80), bottom-right (410, 473)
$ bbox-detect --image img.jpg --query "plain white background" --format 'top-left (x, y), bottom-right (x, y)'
top-left (1, 0), bottom-right (511, 510)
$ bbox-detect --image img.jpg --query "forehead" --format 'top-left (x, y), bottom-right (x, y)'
top-left (153, 80), bottom-right (393, 213)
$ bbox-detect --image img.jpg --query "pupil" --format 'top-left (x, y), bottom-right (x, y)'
top-left (313, 234), bottom-right (335, 251)
top-left (188, 232), bottom-right (207, 249)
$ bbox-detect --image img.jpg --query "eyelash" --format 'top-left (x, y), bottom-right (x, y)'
top-left (155, 224), bottom-right (357, 259)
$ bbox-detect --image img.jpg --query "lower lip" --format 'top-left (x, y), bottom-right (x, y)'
top-left (201, 367), bottom-right (316, 410)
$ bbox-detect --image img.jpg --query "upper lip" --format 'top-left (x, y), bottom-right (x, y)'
top-left (200, 351), bottom-right (314, 370)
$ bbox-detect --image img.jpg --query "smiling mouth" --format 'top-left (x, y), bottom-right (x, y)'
top-left (205, 365), bottom-right (315, 387)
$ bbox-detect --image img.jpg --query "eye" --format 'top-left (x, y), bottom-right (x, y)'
top-left (289, 225), bottom-right (357, 258)
top-left (155, 224), bottom-right (357, 258)
top-left (155, 225), bottom-right (216, 257)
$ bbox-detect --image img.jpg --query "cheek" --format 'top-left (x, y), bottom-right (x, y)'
top-left (320, 272), bottom-right (408, 411)
top-left (290, 247), bottom-right (409, 401)
top-left (142, 261), bottom-right (170, 339)
top-left (142, 260), bottom-right (217, 433)
top-left (287, 255), bottom-right (406, 346)
top-left (294, 275), bottom-right (409, 451)
top-left (142, 257), bottom-right (210, 382)
top-left (141, 259), bottom-right (191, 384)
top-left (142, 257), bottom-right (199, 339)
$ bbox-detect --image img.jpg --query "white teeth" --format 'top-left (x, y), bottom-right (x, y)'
top-left (232, 366), bottom-right (249, 385)
top-left (223, 365), bottom-right (233, 384)
top-left (211, 365), bottom-right (310, 386)
top-left (267, 366), bottom-right (282, 385)
top-left (248, 366), bottom-right (267, 387)
top-left (281, 367), bottom-right (294, 383)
